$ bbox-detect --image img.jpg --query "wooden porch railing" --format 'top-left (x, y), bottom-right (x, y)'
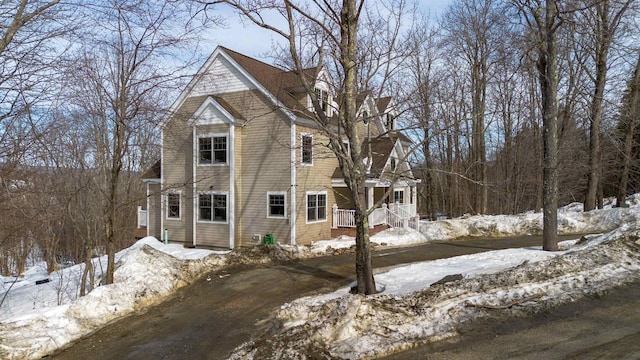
top-left (332, 206), bottom-right (356, 228)
top-left (332, 203), bottom-right (420, 231)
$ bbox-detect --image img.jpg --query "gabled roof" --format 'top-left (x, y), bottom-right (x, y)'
top-left (368, 137), bottom-right (396, 177)
top-left (389, 130), bottom-right (413, 145)
top-left (168, 94), bottom-right (245, 125)
top-left (331, 136), bottom-right (407, 180)
top-left (376, 96), bottom-right (392, 114)
top-left (141, 160), bottom-right (161, 180)
top-left (221, 47), bottom-right (318, 116)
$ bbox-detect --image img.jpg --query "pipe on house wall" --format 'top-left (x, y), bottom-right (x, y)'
top-left (229, 123), bottom-right (235, 249)
top-left (192, 125), bottom-right (197, 248)
top-left (290, 122), bottom-right (297, 246)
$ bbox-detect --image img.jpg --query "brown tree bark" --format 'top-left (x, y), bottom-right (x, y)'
top-left (616, 52), bottom-right (640, 207)
top-left (584, 0), bottom-right (633, 211)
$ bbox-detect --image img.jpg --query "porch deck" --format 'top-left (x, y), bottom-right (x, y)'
top-left (331, 224), bottom-right (391, 238)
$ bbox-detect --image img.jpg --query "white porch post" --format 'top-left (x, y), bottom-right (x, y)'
top-left (367, 186), bottom-right (374, 229)
top-left (332, 204), bottom-right (338, 229)
top-left (411, 184), bottom-right (417, 216)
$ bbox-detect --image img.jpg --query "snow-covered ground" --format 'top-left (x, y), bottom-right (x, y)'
top-left (2, 197), bottom-right (640, 359)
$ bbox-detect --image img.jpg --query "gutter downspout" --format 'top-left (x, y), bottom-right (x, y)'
top-left (229, 123), bottom-right (235, 249)
top-left (192, 125), bottom-right (197, 247)
top-left (145, 184), bottom-right (150, 237)
top-left (160, 131), bottom-right (164, 242)
top-left (290, 121), bottom-right (296, 245)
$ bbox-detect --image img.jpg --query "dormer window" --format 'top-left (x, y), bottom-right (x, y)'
top-left (386, 114), bottom-right (394, 130)
top-left (315, 88), bottom-right (329, 113)
top-left (363, 111), bottom-right (369, 125)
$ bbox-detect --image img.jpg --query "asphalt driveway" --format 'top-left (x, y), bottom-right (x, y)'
top-left (50, 235), bottom-right (582, 360)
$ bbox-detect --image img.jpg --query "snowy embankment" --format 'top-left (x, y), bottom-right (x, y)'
top-left (228, 228), bottom-right (640, 360)
top-left (0, 240), bottom-right (229, 359)
top-left (1, 196), bottom-right (640, 359)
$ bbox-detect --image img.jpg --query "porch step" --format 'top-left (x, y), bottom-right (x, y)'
top-left (330, 224), bottom-right (391, 238)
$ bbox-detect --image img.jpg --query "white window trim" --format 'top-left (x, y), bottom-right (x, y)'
top-left (393, 189), bottom-right (405, 204)
top-left (197, 133), bottom-right (229, 166)
top-left (197, 191), bottom-right (229, 224)
top-left (342, 140), bottom-right (350, 157)
top-left (166, 191), bottom-right (182, 221)
top-left (311, 87), bottom-right (332, 116)
top-left (301, 133), bottom-right (314, 166)
top-left (306, 190), bottom-right (328, 224)
top-left (267, 191), bottom-right (287, 219)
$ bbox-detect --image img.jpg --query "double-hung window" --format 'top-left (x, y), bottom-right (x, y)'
top-left (199, 135), bottom-right (227, 165)
top-left (198, 193), bottom-right (227, 222)
top-left (267, 192), bottom-right (286, 218)
top-left (166, 193), bottom-right (181, 219)
top-left (301, 134), bottom-right (313, 165)
top-left (306, 191), bottom-right (327, 223)
top-left (393, 189), bottom-right (404, 204)
top-left (315, 88), bottom-right (329, 113)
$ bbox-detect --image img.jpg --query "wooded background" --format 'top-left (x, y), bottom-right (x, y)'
top-left (1, 0), bottom-right (639, 293)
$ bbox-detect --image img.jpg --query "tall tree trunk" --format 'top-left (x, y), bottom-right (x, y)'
top-left (538, 0), bottom-right (559, 251)
top-left (616, 53), bottom-right (640, 207)
top-left (518, 0), bottom-right (561, 249)
top-left (340, 0), bottom-right (375, 295)
top-left (585, 39), bottom-right (608, 211)
top-left (585, 0), bottom-right (631, 210)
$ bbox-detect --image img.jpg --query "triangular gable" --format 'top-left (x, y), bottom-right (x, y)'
top-left (158, 46), bottom-right (298, 130)
top-left (356, 93), bottom-right (387, 135)
top-left (188, 96), bottom-right (244, 126)
top-left (381, 138), bottom-right (415, 180)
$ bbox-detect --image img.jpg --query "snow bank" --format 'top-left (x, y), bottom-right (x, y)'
top-left (228, 230), bottom-right (640, 359)
top-left (0, 238), bottom-right (227, 359)
top-left (2, 195), bottom-right (640, 359)
top-left (418, 205), bottom-right (640, 240)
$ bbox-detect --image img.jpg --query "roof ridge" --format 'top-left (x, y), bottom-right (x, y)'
top-left (219, 46), bottom-right (286, 73)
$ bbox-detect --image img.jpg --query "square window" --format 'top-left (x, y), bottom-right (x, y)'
top-left (199, 193), bottom-right (227, 222)
top-left (199, 135), bottom-right (227, 165)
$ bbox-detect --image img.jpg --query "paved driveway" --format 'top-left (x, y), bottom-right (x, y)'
top-left (51, 235), bottom-right (582, 360)
top-left (383, 278), bottom-right (640, 360)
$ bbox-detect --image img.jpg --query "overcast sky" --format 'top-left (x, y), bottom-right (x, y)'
top-left (205, 1), bottom-right (451, 61)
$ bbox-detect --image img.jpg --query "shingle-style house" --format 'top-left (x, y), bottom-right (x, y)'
top-left (140, 46), bottom-right (420, 248)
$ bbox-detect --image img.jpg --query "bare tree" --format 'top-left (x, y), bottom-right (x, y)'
top-left (0, 0), bottom-right (75, 277)
top-left (60, 0), bottom-right (205, 285)
top-left (616, 52), bottom-right (640, 206)
top-left (516, 0), bottom-right (561, 251)
top-left (440, 0), bottom-right (507, 214)
top-left (197, 0), bottom-right (414, 295)
top-left (579, 0), bottom-right (636, 210)
top-left (404, 24), bottom-right (440, 220)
